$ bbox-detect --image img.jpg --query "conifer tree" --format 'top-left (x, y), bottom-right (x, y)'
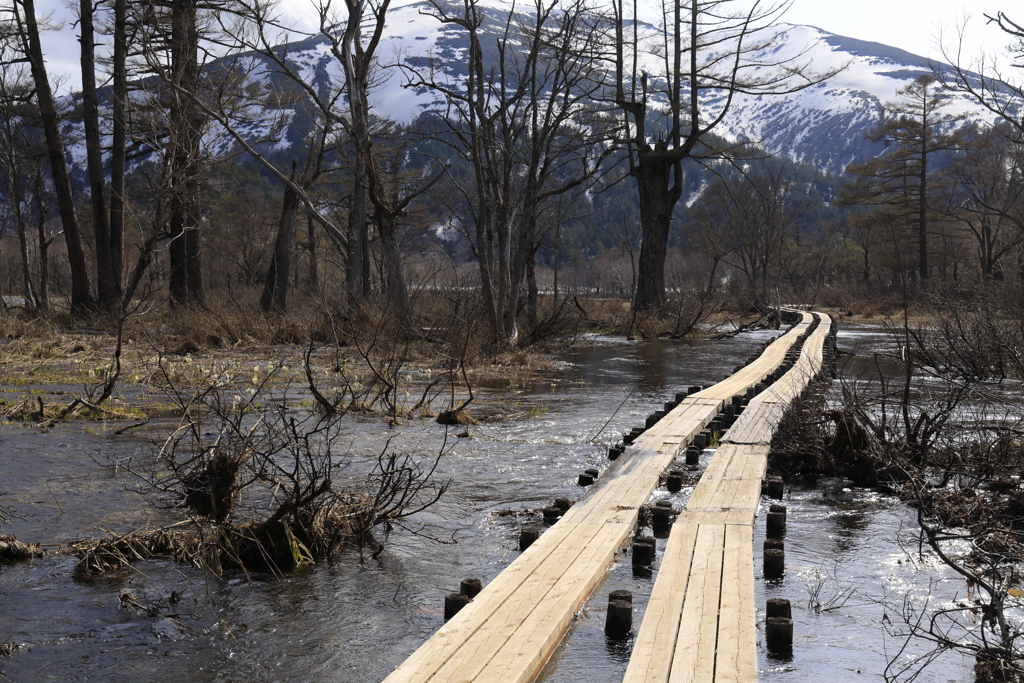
top-left (844, 76), bottom-right (964, 283)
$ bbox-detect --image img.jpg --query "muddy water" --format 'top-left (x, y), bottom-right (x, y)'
top-left (0, 325), bottom-right (981, 682)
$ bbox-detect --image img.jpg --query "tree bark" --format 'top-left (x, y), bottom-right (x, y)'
top-left (33, 166), bottom-right (49, 310)
top-left (261, 184), bottom-right (299, 313)
top-left (377, 213), bottom-right (409, 319)
top-left (20, 0), bottom-right (92, 313)
top-left (109, 0), bottom-right (127, 304)
top-left (307, 212), bottom-right (319, 292)
top-left (633, 153), bottom-right (681, 310)
top-left (81, 0), bottom-right (116, 311)
top-left (346, 152), bottom-right (366, 301)
top-left (168, 0), bottom-right (204, 308)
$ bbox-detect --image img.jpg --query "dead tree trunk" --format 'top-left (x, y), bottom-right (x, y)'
top-left (80, 0), bottom-right (117, 311)
top-left (19, 0), bottom-right (93, 313)
top-left (261, 182), bottom-right (299, 313)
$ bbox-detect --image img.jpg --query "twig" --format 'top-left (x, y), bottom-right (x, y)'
top-left (113, 420), bottom-right (149, 435)
top-left (45, 483), bottom-right (64, 515)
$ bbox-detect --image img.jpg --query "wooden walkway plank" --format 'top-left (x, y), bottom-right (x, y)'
top-left (434, 513), bottom-right (633, 683)
top-left (636, 402), bottom-right (720, 446)
top-left (715, 525), bottom-right (757, 683)
top-left (667, 523), bottom-right (726, 683)
top-left (472, 514), bottom-right (638, 682)
top-left (621, 523), bottom-right (701, 683)
top-left (381, 470), bottom-right (641, 683)
top-left (691, 313), bottom-right (812, 403)
top-left (724, 401), bottom-right (785, 445)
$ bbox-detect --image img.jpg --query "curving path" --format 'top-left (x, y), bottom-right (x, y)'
top-left (382, 310), bottom-right (834, 683)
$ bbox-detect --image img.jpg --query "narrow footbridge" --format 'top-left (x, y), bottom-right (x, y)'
top-left (383, 310), bottom-right (835, 683)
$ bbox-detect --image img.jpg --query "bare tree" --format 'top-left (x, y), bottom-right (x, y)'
top-left (612, 0), bottom-right (839, 310)
top-left (937, 11), bottom-right (1024, 140)
top-left (0, 50), bottom-right (40, 309)
top-left (406, 0), bottom-right (611, 346)
top-left (944, 122), bottom-right (1024, 281)
top-left (845, 76), bottom-right (965, 285)
top-left (3, 0), bottom-right (94, 312)
top-left (206, 0), bottom-right (438, 316)
top-left (78, 0), bottom-right (129, 312)
top-left (689, 160), bottom-right (811, 308)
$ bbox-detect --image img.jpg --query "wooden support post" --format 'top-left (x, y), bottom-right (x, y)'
top-left (606, 591), bottom-right (633, 639)
top-left (543, 506), bottom-right (562, 524)
top-left (519, 526), bottom-right (540, 551)
top-left (766, 598), bottom-right (791, 619)
top-left (445, 593), bottom-right (470, 621)
top-left (766, 616), bottom-right (794, 655)
top-left (652, 500), bottom-right (674, 525)
top-left (767, 506), bottom-right (786, 537)
top-left (632, 537), bottom-right (655, 566)
top-left (461, 578), bottom-right (483, 598)
top-left (764, 548), bottom-right (784, 579)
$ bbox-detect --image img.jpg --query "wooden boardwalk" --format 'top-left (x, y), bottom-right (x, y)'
top-left (382, 311), bottom-right (832, 683)
top-left (624, 312), bottom-right (833, 683)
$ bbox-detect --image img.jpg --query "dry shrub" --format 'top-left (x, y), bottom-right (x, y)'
top-left (0, 535), bottom-right (41, 561)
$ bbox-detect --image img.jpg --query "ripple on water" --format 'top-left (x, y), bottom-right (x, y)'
top-left (0, 330), bottom-right (976, 682)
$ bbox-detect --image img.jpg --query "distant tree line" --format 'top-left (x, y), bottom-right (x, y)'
top-left (1, 0), bottom-right (1023, 343)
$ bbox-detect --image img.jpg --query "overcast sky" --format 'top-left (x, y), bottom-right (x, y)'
top-left (28, 0), bottom-right (1015, 92)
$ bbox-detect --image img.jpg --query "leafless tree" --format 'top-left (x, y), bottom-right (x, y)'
top-left (204, 0), bottom-right (443, 318)
top-left (1, 0), bottom-right (93, 312)
top-left (611, 0), bottom-right (840, 310)
top-left (943, 122), bottom-right (1024, 282)
top-left (405, 0), bottom-right (612, 346)
top-left (936, 11), bottom-right (1024, 140)
top-left (845, 76), bottom-right (965, 285)
top-left (0, 50), bottom-right (40, 310)
top-left (688, 160), bottom-right (811, 308)
top-left (78, 0), bottom-right (129, 312)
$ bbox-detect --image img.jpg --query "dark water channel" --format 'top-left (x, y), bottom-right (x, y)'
top-left (0, 325), bottom-right (982, 682)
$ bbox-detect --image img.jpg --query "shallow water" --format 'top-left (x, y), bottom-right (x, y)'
top-left (0, 324), bottom-right (983, 682)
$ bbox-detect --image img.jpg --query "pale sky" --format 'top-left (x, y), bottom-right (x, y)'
top-left (28, 0), bottom-right (1015, 92)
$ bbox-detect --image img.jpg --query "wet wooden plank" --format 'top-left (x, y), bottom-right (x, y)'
top-left (473, 514), bottom-right (638, 682)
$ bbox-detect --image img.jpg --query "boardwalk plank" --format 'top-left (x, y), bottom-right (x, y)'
top-left (667, 523), bottom-right (726, 683)
top-left (621, 523), bottom-right (701, 683)
top-left (715, 525), bottom-right (757, 683)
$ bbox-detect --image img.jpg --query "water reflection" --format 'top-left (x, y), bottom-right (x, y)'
top-left (0, 324), bottom-right (976, 683)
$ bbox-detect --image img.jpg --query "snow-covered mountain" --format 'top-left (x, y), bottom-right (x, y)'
top-left (711, 25), bottom-right (999, 173)
top-left (137, 1), bottom-right (1013, 176)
